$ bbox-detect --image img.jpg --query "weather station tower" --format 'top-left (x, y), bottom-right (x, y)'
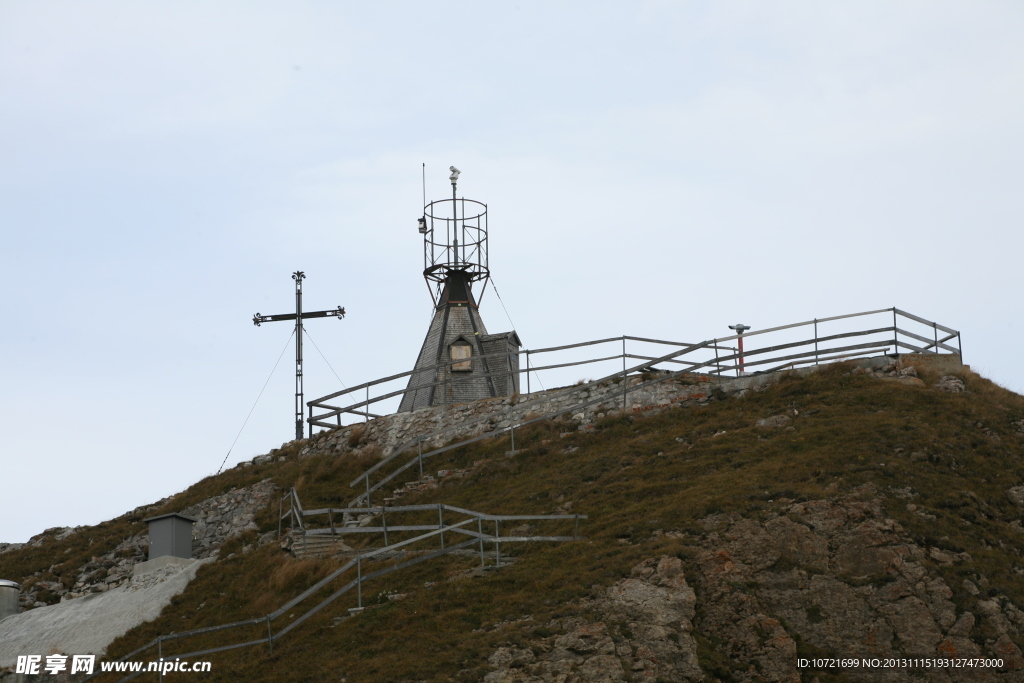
top-left (399, 167), bottom-right (521, 412)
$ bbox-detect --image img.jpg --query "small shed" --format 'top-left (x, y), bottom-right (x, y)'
top-left (0, 579), bottom-right (20, 620)
top-left (143, 513), bottom-right (196, 561)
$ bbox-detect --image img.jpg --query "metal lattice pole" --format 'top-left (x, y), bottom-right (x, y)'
top-left (252, 272), bottom-right (344, 442)
top-left (294, 274), bottom-right (304, 440)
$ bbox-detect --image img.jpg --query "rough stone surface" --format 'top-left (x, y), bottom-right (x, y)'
top-left (482, 557), bottom-right (702, 682)
top-left (181, 479), bottom-right (277, 559)
top-left (485, 487), bottom-right (1024, 682)
top-left (283, 356), bottom-right (946, 477)
top-left (755, 415), bottom-right (792, 429)
top-left (936, 375), bottom-right (967, 393)
top-left (18, 479), bottom-right (276, 608)
top-left (0, 558), bottom-right (212, 670)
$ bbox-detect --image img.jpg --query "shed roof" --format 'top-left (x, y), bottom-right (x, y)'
top-left (143, 512), bottom-right (198, 524)
top-left (480, 330), bottom-right (522, 347)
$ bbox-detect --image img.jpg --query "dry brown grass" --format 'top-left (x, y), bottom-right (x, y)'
top-left (8, 362), bottom-right (1024, 681)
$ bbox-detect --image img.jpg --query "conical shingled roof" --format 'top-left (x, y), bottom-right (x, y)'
top-left (399, 270), bottom-right (519, 412)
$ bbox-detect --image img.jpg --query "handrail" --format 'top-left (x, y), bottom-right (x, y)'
top-left (308, 306), bottom-right (961, 437)
top-left (308, 333), bottom-right (738, 428)
top-left (88, 500), bottom-right (586, 682)
top-left (339, 307), bottom-right (961, 507)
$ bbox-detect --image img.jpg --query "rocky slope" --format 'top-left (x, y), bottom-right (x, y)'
top-left (3, 357), bottom-right (1024, 682)
top-left (483, 485), bottom-right (1024, 682)
top-left (2, 479), bottom-right (276, 611)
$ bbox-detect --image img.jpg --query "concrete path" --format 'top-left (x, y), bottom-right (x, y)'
top-left (0, 558), bottom-right (211, 668)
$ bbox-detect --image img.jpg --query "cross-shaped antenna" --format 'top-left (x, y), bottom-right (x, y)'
top-left (253, 271), bottom-right (346, 441)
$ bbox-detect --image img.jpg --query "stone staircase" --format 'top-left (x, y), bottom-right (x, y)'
top-left (290, 534), bottom-right (353, 559)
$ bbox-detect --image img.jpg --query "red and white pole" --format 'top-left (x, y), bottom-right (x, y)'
top-left (729, 324), bottom-right (751, 376)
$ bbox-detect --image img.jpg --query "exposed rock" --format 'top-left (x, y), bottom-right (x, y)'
top-left (45, 480), bottom-right (277, 605)
top-left (1008, 487), bottom-right (1024, 508)
top-left (287, 357), bottom-right (907, 467)
top-left (936, 375), bottom-right (967, 393)
top-left (755, 415), bottom-right (792, 429)
top-left (182, 478), bottom-right (277, 559)
top-left (485, 487), bottom-right (1022, 681)
top-left (483, 557), bottom-right (703, 682)
top-left (0, 558), bottom-right (213, 671)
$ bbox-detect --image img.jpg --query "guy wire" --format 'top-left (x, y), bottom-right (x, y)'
top-left (217, 328), bottom-right (295, 474)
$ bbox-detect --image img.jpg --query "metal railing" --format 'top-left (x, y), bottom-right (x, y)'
top-left (87, 491), bottom-right (585, 683)
top-left (306, 334), bottom-right (735, 430)
top-left (337, 307), bottom-right (960, 508)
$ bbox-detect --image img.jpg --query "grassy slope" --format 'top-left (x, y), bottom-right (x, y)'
top-left (6, 363), bottom-right (1024, 682)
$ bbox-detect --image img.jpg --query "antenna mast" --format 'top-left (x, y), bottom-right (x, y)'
top-left (253, 273), bottom-right (346, 440)
top-left (417, 166), bottom-right (490, 307)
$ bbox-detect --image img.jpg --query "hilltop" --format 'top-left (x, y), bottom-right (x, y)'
top-left (4, 360), bottom-right (1024, 682)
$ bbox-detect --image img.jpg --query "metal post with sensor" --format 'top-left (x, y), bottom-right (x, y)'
top-left (729, 324), bottom-right (752, 376)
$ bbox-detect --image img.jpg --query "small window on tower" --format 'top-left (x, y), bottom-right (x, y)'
top-left (450, 342), bottom-right (472, 372)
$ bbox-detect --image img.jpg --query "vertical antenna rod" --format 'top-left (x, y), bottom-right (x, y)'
top-left (450, 166), bottom-right (461, 264)
top-left (293, 272), bottom-right (304, 440)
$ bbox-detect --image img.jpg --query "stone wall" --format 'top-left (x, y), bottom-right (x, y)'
top-left (273, 355), bottom-right (917, 467)
top-left (287, 372), bottom-right (765, 465)
top-left (16, 479), bottom-right (278, 609)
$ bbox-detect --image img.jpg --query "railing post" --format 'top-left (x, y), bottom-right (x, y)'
top-left (157, 636), bottom-right (163, 682)
top-left (277, 498), bottom-right (283, 541)
top-left (329, 508), bottom-right (334, 536)
top-left (417, 438), bottom-right (424, 478)
top-left (893, 308), bottom-right (898, 357)
top-left (574, 514), bottom-right (580, 540)
top-left (365, 387), bottom-right (369, 423)
top-left (714, 341), bottom-right (721, 381)
top-left (365, 473), bottom-right (371, 507)
top-left (495, 519), bottom-right (501, 567)
top-left (266, 615), bottom-right (273, 656)
top-left (622, 336), bottom-right (628, 410)
top-left (814, 319), bottom-right (819, 365)
top-left (933, 322), bottom-right (938, 354)
top-left (357, 558), bottom-right (362, 608)
top-left (382, 508), bottom-right (389, 547)
top-left (509, 396), bottom-right (515, 453)
top-left (438, 505), bottom-right (445, 549)
top-left (478, 518), bottom-right (485, 567)
top-left (958, 332), bottom-right (963, 362)
top-left (526, 351), bottom-right (531, 394)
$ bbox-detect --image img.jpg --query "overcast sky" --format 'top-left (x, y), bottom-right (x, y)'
top-left (2, 1), bottom-right (1022, 544)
